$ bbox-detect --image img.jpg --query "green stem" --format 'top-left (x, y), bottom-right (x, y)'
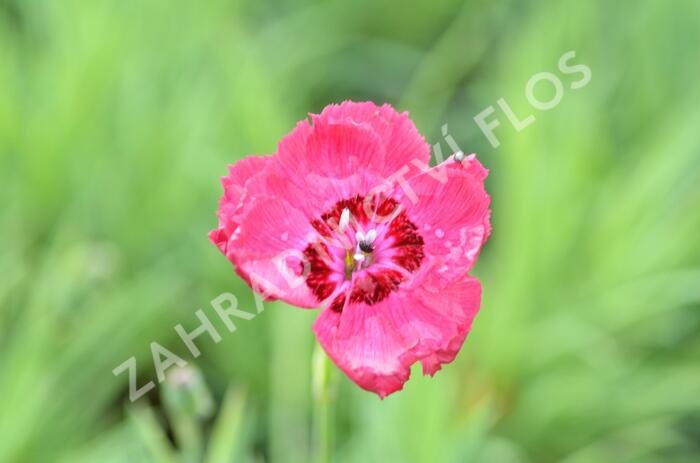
top-left (170, 413), bottom-right (202, 463)
top-left (312, 343), bottom-right (336, 463)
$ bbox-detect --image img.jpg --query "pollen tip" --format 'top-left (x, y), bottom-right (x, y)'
top-left (339, 207), bottom-right (350, 232)
top-left (365, 229), bottom-right (377, 243)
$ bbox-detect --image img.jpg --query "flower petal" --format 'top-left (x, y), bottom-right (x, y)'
top-left (276, 116), bottom-right (384, 186)
top-left (209, 155), bottom-right (272, 254)
top-left (227, 194), bottom-right (319, 308)
top-left (315, 101), bottom-right (431, 177)
top-left (244, 159), bottom-right (380, 220)
top-left (398, 156), bottom-right (491, 282)
top-left (313, 276), bottom-right (482, 397)
top-left (272, 101), bottom-right (431, 215)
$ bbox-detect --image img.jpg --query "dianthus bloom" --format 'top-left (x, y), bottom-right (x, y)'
top-left (210, 101), bottom-right (491, 397)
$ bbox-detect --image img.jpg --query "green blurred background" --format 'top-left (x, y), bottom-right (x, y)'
top-left (2, 0), bottom-right (700, 462)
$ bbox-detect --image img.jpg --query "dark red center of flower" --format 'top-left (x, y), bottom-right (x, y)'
top-left (302, 194), bottom-right (424, 312)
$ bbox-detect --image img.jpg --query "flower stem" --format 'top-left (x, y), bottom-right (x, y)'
top-left (312, 343), bottom-right (336, 463)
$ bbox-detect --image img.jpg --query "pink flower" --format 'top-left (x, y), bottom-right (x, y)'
top-left (210, 101), bottom-right (491, 398)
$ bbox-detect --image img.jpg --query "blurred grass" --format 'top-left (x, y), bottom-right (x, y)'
top-left (1, 0), bottom-right (700, 462)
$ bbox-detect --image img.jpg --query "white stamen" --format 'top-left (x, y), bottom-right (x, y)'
top-left (339, 207), bottom-right (350, 232)
top-left (365, 229), bottom-right (377, 243)
top-left (355, 231), bottom-right (365, 242)
top-left (454, 151), bottom-right (465, 162)
top-left (353, 253), bottom-right (365, 262)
